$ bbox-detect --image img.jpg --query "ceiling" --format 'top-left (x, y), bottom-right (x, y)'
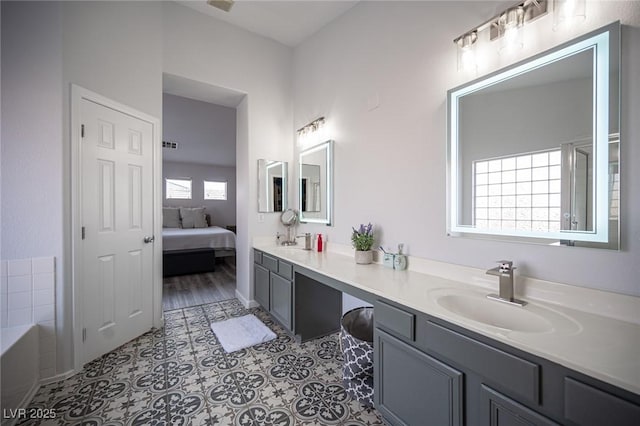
top-left (176, 0), bottom-right (359, 47)
top-left (163, 73), bottom-right (246, 108)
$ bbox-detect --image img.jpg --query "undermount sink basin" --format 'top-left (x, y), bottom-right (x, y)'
top-left (436, 293), bottom-right (553, 333)
top-left (429, 287), bottom-right (581, 335)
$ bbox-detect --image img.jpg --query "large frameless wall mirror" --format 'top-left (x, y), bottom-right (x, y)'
top-left (258, 159), bottom-right (287, 213)
top-left (447, 22), bottom-right (620, 249)
top-left (299, 140), bottom-right (333, 225)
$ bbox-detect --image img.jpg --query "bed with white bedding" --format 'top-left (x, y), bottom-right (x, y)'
top-left (162, 226), bottom-right (236, 277)
top-left (162, 226), bottom-right (236, 252)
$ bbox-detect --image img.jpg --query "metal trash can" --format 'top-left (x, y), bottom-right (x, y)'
top-left (340, 307), bottom-right (374, 407)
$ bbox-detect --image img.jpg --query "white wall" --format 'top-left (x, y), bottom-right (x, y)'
top-left (2, 0), bottom-right (637, 380)
top-left (163, 1), bottom-right (294, 305)
top-left (2, 0), bottom-right (291, 375)
top-left (1, 1), bottom-right (64, 378)
top-left (60, 0), bottom-right (164, 375)
top-left (2, 1), bottom-right (165, 376)
top-left (162, 93), bottom-right (236, 167)
top-left (1, 1), bottom-right (63, 281)
top-left (163, 161), bottom-right (237, 227)
top-left (293, 1), bottom-right (640, 296)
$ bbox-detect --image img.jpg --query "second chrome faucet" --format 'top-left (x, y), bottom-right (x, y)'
top-left (486, 260), bottom-right (527, 307)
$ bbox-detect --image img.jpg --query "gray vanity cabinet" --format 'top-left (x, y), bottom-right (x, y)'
top-left (374, 297), bottom-right (640, 426)
top-left (253, 249), bottom-right (293, 331)
top-left (480, 385), bottom-right (560, 426)
top-left (253, 263), bottom-right (270, 310)
top-left (252, 248), bottom-right (640, 425)
top-left (375, 328), bottom-right (463, 426)
top-left (270, 273), bottom-right (292, 329)
top-left (375, 300), bottom-right (463, 426)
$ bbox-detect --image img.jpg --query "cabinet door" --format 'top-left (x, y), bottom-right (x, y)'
top-left (254, 263), bottom-right (270, 310)
top-left (480, 385), bottom-right (559, 426)
top-left (270, 273), bottom-right (292, 330)
top-left (564, 378), bottom-right (640, 426)
top-left (375, 328), bottom-right (463, 426)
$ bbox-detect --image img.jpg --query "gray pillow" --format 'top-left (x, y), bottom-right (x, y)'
top-left (163, 207), bottom-right (181, 228)
top-left (180, 207), bottom-right (207, 229)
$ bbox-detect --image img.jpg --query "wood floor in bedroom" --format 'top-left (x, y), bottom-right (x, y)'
top-left (162, 257), bottom-right (236, 311)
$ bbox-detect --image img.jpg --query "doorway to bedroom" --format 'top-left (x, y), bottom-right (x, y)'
top-left (161, 74), bottom-right (245, 311)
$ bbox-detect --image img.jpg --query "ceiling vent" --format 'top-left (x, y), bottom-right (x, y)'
top-left (162, 141), bottom-right (179, 150)
top-left (207, 0), bottom-right (234, 13)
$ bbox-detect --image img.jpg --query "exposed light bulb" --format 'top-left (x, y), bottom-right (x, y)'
top-left (456, 31), bottom-right (478, 73)
top-left (553, 0), bottom-right (586, 30)
top-left (499, 7), bottom-right (524, 54)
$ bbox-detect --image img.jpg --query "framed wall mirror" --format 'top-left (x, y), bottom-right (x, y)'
top-left (447, 22), bottom-right (620, 249)
top-left (299, 140), bottom-right (333, 225)
top-left (257, 159), bottom-right (287, 213)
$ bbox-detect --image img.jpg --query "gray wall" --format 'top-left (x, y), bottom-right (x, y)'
top-left (163, 161), bottom-right (236, 227)
top-left (162, 93), bottom-right (236, 167)
top-left (162, 92), bottom-right (237, 227)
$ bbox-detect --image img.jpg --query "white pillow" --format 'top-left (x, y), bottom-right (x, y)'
top-left (193, 209), bottom-right (208, 228)
top-left (163, 207), bottom-right (181, 228)
top-left (180, 207), bottom-right (207, 229)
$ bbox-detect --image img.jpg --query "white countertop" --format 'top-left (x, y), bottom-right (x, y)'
top-left (254, 241), bottom-right (640, 396)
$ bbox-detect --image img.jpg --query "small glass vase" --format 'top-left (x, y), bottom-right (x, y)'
top-left (355, 250), bottom-right (373, 265)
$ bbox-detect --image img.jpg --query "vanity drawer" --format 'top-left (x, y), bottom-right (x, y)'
top-left (420, 320), bottom-right (540, 404)
top-left (262, 254), bottom-right (278, 272)
top-left (277, 260), bottom-right (293, 280)
top-left (253, 249), bottom-right (263, 265)
top-left (375, 300), bottom-right (415, 341)
top-left (564, 378), bottom-right (640, 426)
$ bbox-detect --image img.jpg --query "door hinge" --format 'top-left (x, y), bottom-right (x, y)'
top-left (81, 226), bottom-right (86, 240)
top-left (81, 124), bottom-right (85, 138)
top-left (82, 328), bottom-right (87, 342)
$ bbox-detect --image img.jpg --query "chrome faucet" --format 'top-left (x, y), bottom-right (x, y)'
top-left (486, 260), bottom-right (527, 307)
top-left (297, 233), bottom-right (312, 250)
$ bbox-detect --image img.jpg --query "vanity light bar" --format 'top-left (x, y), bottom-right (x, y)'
top-left (453, 0), bottom-right (548, 45)
top-left (297, 117), bottom-right (325, 137)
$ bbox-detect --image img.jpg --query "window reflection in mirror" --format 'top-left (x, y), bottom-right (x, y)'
top-left (447, 22), bottom-right (619, 249)
top-left (257, 159), bottom-right (287, 213)
top-left (301, 164), bottom-right (321, 212)
top-left (299, 140), bottom-right (333, 225)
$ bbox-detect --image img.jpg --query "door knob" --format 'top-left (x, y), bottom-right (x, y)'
top-left (144, 236), bottom-right (155, 244)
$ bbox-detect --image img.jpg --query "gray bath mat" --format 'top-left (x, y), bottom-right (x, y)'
top-left (210, 314), bottom-right (276, 352)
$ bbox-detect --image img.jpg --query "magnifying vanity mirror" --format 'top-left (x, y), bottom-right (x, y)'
top-left (258, 159), bottom-right (287, 213)
top-left (299, 140), bottom-right (333, 225)
top-left (447, 22), bottom-right (619, 249)
top-left (281, 208), bottom-right (297, 226)
top-left (280, 208), bottom-right (298, 245)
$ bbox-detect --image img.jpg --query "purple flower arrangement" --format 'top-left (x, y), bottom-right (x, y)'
top-left (351, 223), bottom-right (374, 251)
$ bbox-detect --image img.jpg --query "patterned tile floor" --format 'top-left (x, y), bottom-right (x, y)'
top-left (21, 299), bottom-right (383, 425)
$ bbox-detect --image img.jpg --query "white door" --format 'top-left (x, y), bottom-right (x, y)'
top-left (80, 98), bottom-right (154, 364)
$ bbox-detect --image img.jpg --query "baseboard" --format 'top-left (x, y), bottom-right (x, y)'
top-left (40, 369), bottom-right (76, 385)
top-left (235, 290), bottom-right (259, 309)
